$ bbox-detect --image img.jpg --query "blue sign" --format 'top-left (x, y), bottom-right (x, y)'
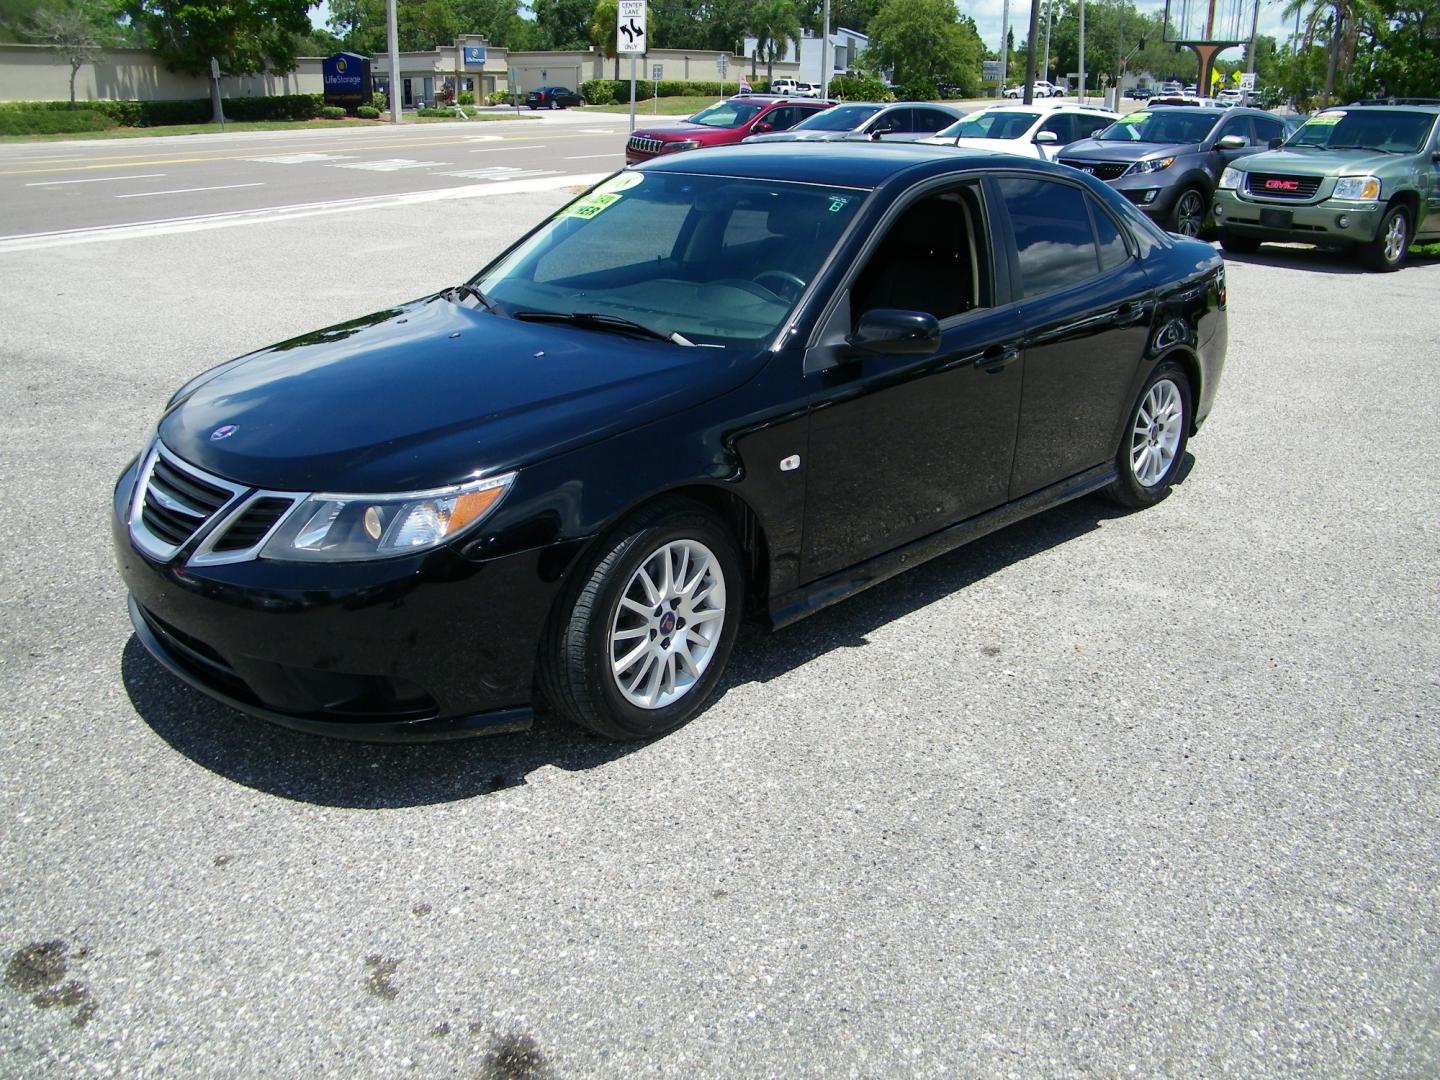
top-left (463, 46), bottom-right (486, 64)
top-left (322, 52), bottom-right (373, 106)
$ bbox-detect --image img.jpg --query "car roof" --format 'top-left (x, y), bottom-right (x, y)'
top-left (1338, 101), bottom-right (1440, 113)
top-left (635, 141), bottom-right (1061, 189)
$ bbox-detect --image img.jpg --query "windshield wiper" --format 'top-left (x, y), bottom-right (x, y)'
top-left (513, 310), bottom-right (695, 346)
top-left (1327, 145), bottom-right (1385, 152)
top-left (443, 283), bottom-right (496, 311)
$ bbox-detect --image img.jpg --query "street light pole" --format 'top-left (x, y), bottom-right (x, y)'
top-left (1042, 1), bottom-right (1053, 83)
top-left (1023, 0), bottom-right (1041, 104)
top-left (1078, 0), bottom-right (1086, 104)
top-left (999, 0), bottom-right (1010, 94)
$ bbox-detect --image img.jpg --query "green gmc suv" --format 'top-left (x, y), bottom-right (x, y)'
top-left (1211, 103), bottom-right (1440, 271)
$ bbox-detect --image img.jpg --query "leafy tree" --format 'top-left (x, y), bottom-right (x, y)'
top-left (1360, 0), bottom-right (1440, 97)
top-left (863, 0), bottom-right (983, 97)
top-left (591, 0), bottom-right (619, 76)
top-left (748, 0), bottom-right (802, 81)
top-left (28, 3), bottom-right (106, 104)
top-left (121, 1), bottom-right (317, 75)
top-left (532, 0), bottom-right (592, 49)
top-left (328, 0), bottom-right (533, 54)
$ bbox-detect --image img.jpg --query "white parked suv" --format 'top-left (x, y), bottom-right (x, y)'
top-left (1003, 80), bottom-right (1063, 98)
top-left (771, 78), bottom-right (820, 98)
top-left (923, 103), bottom-right (1117, 160)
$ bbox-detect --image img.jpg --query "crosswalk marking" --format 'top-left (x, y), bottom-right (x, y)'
top-left (332, 159), bottom-right (448, 172)
top-left (439, 166), bottom-right (561, 182)
top-left (248, 153), bottom-right (360, 165)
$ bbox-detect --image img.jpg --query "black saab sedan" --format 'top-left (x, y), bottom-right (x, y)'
top-left (113, 144), bottom-right (1227, 743)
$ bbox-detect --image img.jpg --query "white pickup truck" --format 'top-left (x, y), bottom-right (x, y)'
top-left (771, 78), bottom-right (820, 98)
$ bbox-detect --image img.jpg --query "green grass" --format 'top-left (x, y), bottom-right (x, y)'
top-left (1410, 241), bottom-right (1440, 257)
top-left (0, 117), bottom-right (380, 142)
top-left (582, 95), bottom-right (716, 116)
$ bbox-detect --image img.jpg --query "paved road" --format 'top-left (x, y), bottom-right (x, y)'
top-left (0, 109), bottom-right (627, 242)
top-left (0, 168), bottom-right (1437, 1078)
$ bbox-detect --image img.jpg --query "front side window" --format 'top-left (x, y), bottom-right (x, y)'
top-left (479, 172), bottom-right (865, 345)
top-left (998, 177), bottom-right (1103, 296)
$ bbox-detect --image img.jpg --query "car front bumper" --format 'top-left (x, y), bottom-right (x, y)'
top-left (1211, 190), bottom-right (1385, 244)
top-left (113, 456), bottom-right (585, 742)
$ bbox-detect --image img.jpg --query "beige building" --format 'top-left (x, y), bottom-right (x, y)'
top-left (0, 38), bottom-right (798, 108)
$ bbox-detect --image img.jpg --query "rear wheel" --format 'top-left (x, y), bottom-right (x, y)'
top-left (538, 501), bottom-right (743, 740)
top-left (1218, 229), bottom-right (1260, 255)
top-left (549, 98), bottom-right (559, 110)
top-left (1104, 362), bottom-right (1192, 509)
top-left (1359, 204), bottom-right (1410, 272)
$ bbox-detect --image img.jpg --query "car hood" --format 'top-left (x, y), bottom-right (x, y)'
top-left (632, 121), bottom-right (727, 141)
top-left (1060, 139), bottom-right (1200, 161)
top-left (157, 295), bottom-right (766, 493)
top-left (946, 136), bottom-right (1032, 154)
top-left (1228, 146), bottom-right (1401, 176)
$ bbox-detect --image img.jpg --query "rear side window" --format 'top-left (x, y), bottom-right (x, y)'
top-left (910, 108), bottom-right (953, 134)
top-left (1088, 196), bottom-right (1130, 270)
top-left (997, 177), bottom-right (1100, 296)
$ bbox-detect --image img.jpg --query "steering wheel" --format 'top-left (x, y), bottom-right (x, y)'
top-left (752, 270), bottom-right (807, 301)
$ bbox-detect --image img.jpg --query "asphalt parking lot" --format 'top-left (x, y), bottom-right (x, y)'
top-left (1, 182), bottom-right (1437, 1078)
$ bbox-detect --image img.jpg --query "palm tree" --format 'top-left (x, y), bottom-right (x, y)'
top-left (1276, 0), bottom-right (1372, 101)
top-left (748, 0), bottom-right (803, 83)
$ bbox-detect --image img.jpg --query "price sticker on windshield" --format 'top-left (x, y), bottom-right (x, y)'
top-left (1307, 111), bottom-right (1345, 126)
top-left (560, 192), bottom-right (622, 221)
top-left (596, 172), bottom-right (644, 194)
top-left (1117, 111), bottom-right (1149, 124)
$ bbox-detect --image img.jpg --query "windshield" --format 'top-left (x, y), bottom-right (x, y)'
top-left (1096, 109), bottom-right (1219, 144)
top-left (685, 100), bottom-right (765, 129)
top-left (1284, 109), bottom-right (1436, 153)
top-left (939, 111), bottom-right (1039, 140)
top-left (476, 172), bottom-right (865, 346)
top-left (794, 103), bottom-right (883, 132)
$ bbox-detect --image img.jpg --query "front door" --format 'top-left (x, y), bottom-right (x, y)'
top-left (801, 184), bottom-right (1026, 581)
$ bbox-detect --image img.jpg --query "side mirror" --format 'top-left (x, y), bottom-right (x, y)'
top-left (1269, 137), bottom-right (1285, 149)
top-left (848, 309), bottom-right (941, 357)
top-left (752, 121), bottom-right (772, 133)
top-left (1034, 130), bottom-right (1059, 144)
top-left (869, 126), bottom-right (893, 140)
top-left (1216, 134), bottom-right (1247, 150)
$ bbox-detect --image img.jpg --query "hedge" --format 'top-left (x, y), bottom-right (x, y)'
top-left (0, 108), bottom-right (113, 135)
top-left (356, 105), bottom-right (380, 119)
top-left (0, 93), bottom-right (326, 128)
top-left (579, 78), bottom-right (771, 104)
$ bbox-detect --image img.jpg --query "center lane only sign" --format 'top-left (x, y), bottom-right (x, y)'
top-left (618, 0), bottom-right (647, 55)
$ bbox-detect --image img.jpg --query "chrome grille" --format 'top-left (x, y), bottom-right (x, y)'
top-left (627, 135), bottom-right (664, 155)
top-left (1060, 158), bottom-right (1130, 181)
top-left (211, 497), bottom-right (293, 552)
top-left (129, 443), bottom-right (246, 562)
top-left (1245, 173), bottom-right (1322, 200)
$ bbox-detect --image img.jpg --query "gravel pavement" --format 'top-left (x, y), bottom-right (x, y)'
top-left (1, 188), bottom-right (1437, 1079)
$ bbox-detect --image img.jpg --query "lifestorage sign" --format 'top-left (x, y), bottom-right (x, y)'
top-left (323, 52), bottom-right (373, 107)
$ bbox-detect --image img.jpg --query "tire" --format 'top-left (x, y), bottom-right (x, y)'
top-left (1359, 203), bottom-right (1410, 272)
top-left (1169, 186), bottom-right (1208, 238)
top-left (1104, 361), bottom-right (1192, 509)
top-left (538, 500), bottom-right (744, 740)
top-left (1218, 229), bottom-right (1260, 255)
top-left (549, 98), bottom-right (558, 110)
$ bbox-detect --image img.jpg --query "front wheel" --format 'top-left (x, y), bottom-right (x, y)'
top-left (1169, 187), bottom-right (1208, 238)
top-left (538, 501), bottom-right (743, 740)
top-left (1104, 362), bottom-right (1192, 509)
top-left (1359, 204), bottom-right (1410, 272)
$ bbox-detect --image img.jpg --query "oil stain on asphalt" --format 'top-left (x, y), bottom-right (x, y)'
top-left (363, 954), bottom-right (400, 1000)
top-left (5, 940), bottom-right (97, 1028)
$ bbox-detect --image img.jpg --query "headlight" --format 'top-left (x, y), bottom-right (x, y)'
top-left (261, 472), bottom-right (516, 562)
top-left (1130, 156), bottom-right (1175, 175)
top-left (1332, 175), bottom-right (1381, 200)
top-left (665, 140), bottom-right (701, 152)
top-left (1218, 166), bottom-right (1242, 189)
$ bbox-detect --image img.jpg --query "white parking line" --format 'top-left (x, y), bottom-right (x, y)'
top-left (115, 182), bottom-right (265, 199)
top-left (26, 173), bottom-right (166, 187)
top-left (0, 173), bottom-right (610, 252)
top-left (469, 145), bottom-right (545, 154)
top-left (564, 154), bottom-right (620, 160)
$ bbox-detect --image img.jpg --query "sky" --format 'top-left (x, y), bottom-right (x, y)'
top-left (307, 0), bottom-right (1301, 67)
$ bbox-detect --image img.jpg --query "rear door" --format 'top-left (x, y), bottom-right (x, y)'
top-left (992, 174), bottom-right (1155, 497)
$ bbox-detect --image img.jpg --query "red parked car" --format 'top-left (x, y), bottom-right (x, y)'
top-left (625, 95), bottom-right (832, 164)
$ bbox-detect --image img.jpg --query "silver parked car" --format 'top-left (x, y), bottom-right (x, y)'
top-left (742, 101), bottom-right (965, 144)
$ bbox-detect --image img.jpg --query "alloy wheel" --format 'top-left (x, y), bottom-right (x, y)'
top-left (1383, 212), bottom-right (1408, 264)
top-left (1174, 190), bottom-right (1205, 237)
top-left (609, 539), bottom-right (727, 710)
top-left (1130, 378), bottom-right (1184, 486)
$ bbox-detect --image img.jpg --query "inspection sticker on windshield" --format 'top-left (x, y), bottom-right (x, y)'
top-left (560, 192), bottom-right (622, 220)
top-left (827, 195), bottom-right (851, 213)
top-left (595, 172), bottom-right (644, 194)
top-left (1117, 111), bottom-right (1149, 124)
top-left (1307, 111), bottom-right (1345, 126)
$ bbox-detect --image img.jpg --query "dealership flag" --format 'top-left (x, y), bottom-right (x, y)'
top-left (739, 75), bottom-right (752, 94)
